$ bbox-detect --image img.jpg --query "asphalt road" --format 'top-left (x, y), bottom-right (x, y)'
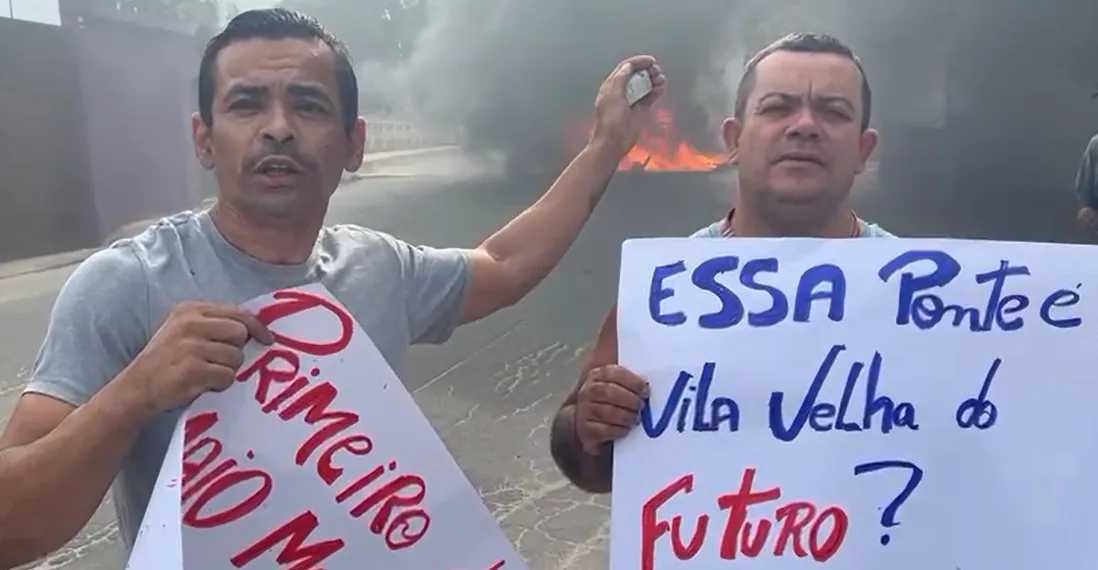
top-left (0, 157), bottom-right (1082, 570)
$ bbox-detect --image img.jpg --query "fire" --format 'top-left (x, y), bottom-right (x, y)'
top-left (619, 107), bottom-right (728, 172)
top-left (571, 106), bottom-right (728, 172)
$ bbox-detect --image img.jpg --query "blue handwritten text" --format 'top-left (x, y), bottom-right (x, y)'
top-left (648, 257), bottom-right (846, 328)
top-left (878, 250), bottom-right (1082, 331)
top-left (769, 344), bottom-right (919, 442)
top-left (640, 362), bottom-right (739, 438)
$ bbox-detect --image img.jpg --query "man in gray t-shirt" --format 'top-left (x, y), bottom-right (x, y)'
top-left (0, 8), bottom-right (670, 566)
top-left (16, 212), bottom-right (472, 553)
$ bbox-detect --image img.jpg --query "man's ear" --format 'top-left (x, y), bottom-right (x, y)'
top-left (854, 127), bottom-right (880, 174)
top-left (721, 116), bottom-right (742, 164)
top-left (192, 112), bottom-right (214, 170)
top-left (345, 117), bottom-right (367, 172)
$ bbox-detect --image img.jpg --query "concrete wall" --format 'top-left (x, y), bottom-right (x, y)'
top-left (0, 8), bottom-right (455, 261)
top-left (0, 17), bottom-right (98, 262)
top-left (71, 13), bottom-right (202, 242)
top-left (0, 12), bottom-right (202, 262)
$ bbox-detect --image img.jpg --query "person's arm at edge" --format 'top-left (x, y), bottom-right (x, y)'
top-left (0, 248), bottom-right (154, 567)
top-left (549, 306), bottom-right (618, 493)
top-left (1074, 137), bottom-right (1098, 209)
top-left (0, 374), bottom-right (155, 566)
top-left (458, 140), bottom-right (621, 324)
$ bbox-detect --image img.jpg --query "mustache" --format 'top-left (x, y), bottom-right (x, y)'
top-left (769, 145), bottom-right (828, 165)
top-left (244, 143), bottom-right (316, 173)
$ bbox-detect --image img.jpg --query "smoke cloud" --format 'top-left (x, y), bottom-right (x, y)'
top-left (368, 0), bottom-right (954, 168)
top-left (357, 0), bottom-right (1098, 242)
top-left (384, 0), bottom-right (741, 164)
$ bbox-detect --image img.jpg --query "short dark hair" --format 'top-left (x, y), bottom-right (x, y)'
top-left (197, 8), bottom-right (358, 134)
top-left (733, 32), bottom-right (872, 131)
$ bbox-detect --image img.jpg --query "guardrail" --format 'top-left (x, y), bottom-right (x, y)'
top-left (365, 119), bottom-right (464, 153)
top-left (344, 145), bottom-right (460, 183)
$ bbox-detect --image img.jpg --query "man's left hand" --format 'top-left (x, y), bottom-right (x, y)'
top-left (590, 55), bottom-right (666, 158)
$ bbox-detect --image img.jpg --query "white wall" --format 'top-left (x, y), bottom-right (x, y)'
top-left (1, 0), bottom-right (61, 26)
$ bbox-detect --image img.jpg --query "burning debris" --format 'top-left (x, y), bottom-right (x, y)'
top-left (397, 0), bottom-right (733, 178)
top-left (618, 107), bottom-right (728, 172)
top-left (570, 106), bottom-right (728, 173)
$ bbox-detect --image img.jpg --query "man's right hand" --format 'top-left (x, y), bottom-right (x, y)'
top-left (590, 55), bottom-right (666, 159)
top-left (574, 364), bottom-right (649, 455)
top-left (124, 301), bottom-right (273, 413)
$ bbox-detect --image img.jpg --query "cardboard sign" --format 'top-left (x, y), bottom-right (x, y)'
top-left (127, 284), bottom-right (524, 570)
top-left (612, 237), bottom-right (1098, 569)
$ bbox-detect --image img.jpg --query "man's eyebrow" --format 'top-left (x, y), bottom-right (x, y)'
top-left (287, 83), bottom-right (334, 105)
top-left (224, 83), bottom-right (267, 99)
top-left (757, 91), bottom-right (798, 104)
top-left (813, 93), bottom-right (855, 110)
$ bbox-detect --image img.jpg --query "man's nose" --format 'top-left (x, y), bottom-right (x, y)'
top-left (786, 106), bottom-right (822, 141)
top-left (261, 107), bottom-right (295, 145)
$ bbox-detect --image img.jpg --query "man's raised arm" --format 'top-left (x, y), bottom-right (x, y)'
top-left (457, 56), bottom-right (666, 324)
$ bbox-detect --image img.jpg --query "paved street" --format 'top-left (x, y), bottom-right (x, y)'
top-left (0, 156), bottom-right (1080, 570)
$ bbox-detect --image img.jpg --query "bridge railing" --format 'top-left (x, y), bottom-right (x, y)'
top-left (365, 119), bottom-right (464, 152)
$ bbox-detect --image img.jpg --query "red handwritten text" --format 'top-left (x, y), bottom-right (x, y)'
top-left (230, 511), bottom-right (345, 569)
top-left (181, 411), bottom-right (273, 529)
top-left (640, 468), bottom-right (848, 570)
top-left (182, 411), bottom-right (345, 568)
top-left (254, 289), bottom-right (354, 356)
top-left (177, 289), bottom-right (512, 567)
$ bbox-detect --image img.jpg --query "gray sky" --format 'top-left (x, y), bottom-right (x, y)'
top-left (0, 0), bottom-right (273, 26)
top-left (231, 0), bottom-right (280, 12)
top-left (4, 0), bottom-right (61, 25)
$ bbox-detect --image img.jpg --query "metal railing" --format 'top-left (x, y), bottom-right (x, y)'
top-left (365, 119), bottom-right (463, 152)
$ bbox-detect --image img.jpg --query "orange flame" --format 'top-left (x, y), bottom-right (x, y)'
top-left (571, 106), bottom-right (728, 172)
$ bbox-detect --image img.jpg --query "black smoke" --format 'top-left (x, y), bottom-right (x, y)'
top-left (371, 0), bottom-right (1098, 242)
top-left (392, 0), bottom-right (736, 170)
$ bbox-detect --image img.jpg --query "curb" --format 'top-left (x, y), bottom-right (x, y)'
top-left (0, 147), bottom-right (458, 280)
top-left (344, 145), bottom-right (459, 180)
top-left (0, 248), bottom-right (99, 281)
top-left (342, 173), bottom-right (419, 184)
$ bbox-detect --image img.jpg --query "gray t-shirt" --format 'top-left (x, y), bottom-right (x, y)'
top-left (22, 209), bottom-right (470, 551)
top-left (1075, 134), bottom-right (1098, 209)
top-left (689, 217), bottom-right (895, 238)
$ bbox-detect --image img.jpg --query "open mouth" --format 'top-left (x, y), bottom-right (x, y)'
top-left (254, 156), bottom-right (304, 178)
top-left (777, 155), bottom-right (825, 167)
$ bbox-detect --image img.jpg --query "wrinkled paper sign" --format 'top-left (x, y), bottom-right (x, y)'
top-left (127, 284), bottom-right (524, 570)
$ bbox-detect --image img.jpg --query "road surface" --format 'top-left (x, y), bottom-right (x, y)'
top-left (0, 159), bottom-right (1077, 570)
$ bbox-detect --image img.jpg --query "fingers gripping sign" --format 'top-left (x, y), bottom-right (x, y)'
top-left (575, 364), bottom-right (650, 455)
top-left (592, 55), bottom-right (667, 158)
top-left (129, 301), bottom-right (275, 413)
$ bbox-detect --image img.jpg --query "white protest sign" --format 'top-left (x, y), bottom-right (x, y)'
top-left (611, 237), bottom-right (1098, 569)
top-left (127, 283), bottom-right (524, 570)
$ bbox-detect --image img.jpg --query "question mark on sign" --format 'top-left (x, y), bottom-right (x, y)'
top-left (853, 460), bottom-right (924, 546)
